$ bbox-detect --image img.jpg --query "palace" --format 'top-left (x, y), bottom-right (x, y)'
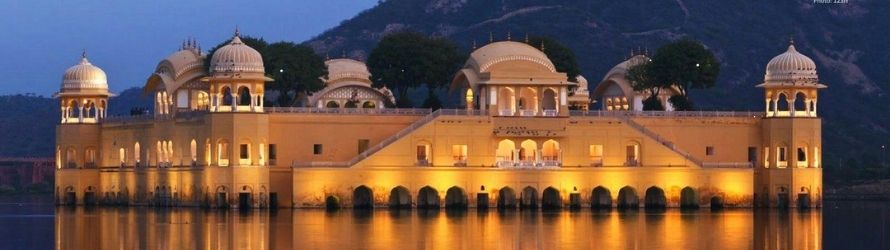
top-left (54, 31), bottom-right (823, 209)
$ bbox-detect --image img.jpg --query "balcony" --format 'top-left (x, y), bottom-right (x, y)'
top-left (496, 160), bottom-right (561, 169)
top-left (499, 109), bottom-right (513, 116)
top-left (624, 159), bottom-right (640, 167)
top-left (416, 159), bottom-right (430, 167)
top-left (519, 110), bottom-right (537, 117)
top-left (452, 157), bottom-right (467, 167)
top-left (542, 110), bottom-right (558, 117)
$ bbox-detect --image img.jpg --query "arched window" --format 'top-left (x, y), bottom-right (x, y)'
top-left (497, 87), bottom-right (515, 116)
top-left (205, 139), bottom-right (212, 165)
top-left (363, 101), bottom-right (376, 109)
top-left (542, 140), bottom-right (560, 163)
top-left (794, 92), bottom-right (807, 114)
top-left (344, 101), bottom-right (358, 108)
top-left (542, 88), bottom-right (557, 112)
top-left (797, 146), bottom-right (808, 168)
top-left (325, 101), bottom-right (340, 108)
top-left (416, 142), bottom-right (431, 166)
top-left (776, 93), bottom-right (789, 113)
top-left (217, 139), bottom-right (230, 167)
top-left (221, 86), bottom-right (233, 106)
top-left (134, 142), bottom-right (141, 164)
top-left (190, 139), bottom-right (197, 163)
top-left (496, 139), bottom-right (516, 167)
top-left (238, 86), bottom-right (251, 106)
top-left (119, 147), bottom-right (126, 165)
top-left (69, 100), bottom-right (81, 120)
top-left (84, 147), bottom-right (97, 168)
top-left (84, 101), bottom-right (96, 118)
top-left (520, 140), bottom-right (537, 162)
top-left (196, 91), bottom-right (210, 110)
top-left (65, 147), bottom-right (77, 168)
top-left (465, 88), bottom-right (474, 108)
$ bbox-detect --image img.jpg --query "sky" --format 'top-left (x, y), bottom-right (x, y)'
top-left (0, 0), bottom-right (378, 96)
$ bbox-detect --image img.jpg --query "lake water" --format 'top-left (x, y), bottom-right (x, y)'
top-left (1, 196), bottom-right (888, 249)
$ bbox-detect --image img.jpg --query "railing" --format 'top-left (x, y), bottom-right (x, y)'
top-left (499, 109), bottom-right (513, 116)
top-left (702, 162), bottom-right (754, 168)
top-left (542, 110), bottom-right (558, 117)
top-left (103, 110), bottom-right (208, 124)
top-left (267, 107), bottom-right (431, 116)
top-left (569, 110), bottom-right (763, 118)
top-left (520, 110), bottom-right (537, 116)
top-left (619, 117), bottom-right (703, 167)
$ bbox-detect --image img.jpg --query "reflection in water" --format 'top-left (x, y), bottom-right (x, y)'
top-left (55, 207), bottom-right (823, 249)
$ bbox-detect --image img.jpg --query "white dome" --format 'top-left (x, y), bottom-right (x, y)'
top-left (210, 35), bottom-right (264, 74)
top-left (325, 58), bottom-right (371, 84)
top-left (467, 41), bottom-right (555, 72)
top-left (61, 56), bottom-right (108, 91)
top-left (764, 44), bottom-right (818, 84)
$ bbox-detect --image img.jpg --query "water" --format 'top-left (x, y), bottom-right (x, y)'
top-left (0, 195), bottom-right (888, 249)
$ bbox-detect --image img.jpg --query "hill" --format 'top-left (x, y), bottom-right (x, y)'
top-left (305, 0), bottom-right (890, 178)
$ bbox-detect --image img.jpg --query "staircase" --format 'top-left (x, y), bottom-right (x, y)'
top-left (618, 116), bottom-right (703, 167)
top-left (346, 109), bottom-right (442, 166)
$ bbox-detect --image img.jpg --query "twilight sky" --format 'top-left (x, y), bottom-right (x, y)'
top-left (0, 0), bottom-right (377, 96)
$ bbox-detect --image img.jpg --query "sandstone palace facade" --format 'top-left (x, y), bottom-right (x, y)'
top-left (53, 32), bottom-right (824, 209)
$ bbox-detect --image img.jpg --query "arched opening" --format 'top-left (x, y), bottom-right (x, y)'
top-left (797, 145), bottom-right (808, 168)
top-left (196, 91), bottom-right (210, 110)
top-left (134, 142), bottom-right (141, 165)
top-left (776, 93), bottom-right (789, 114)
top-left (645, 186), bottom-right (667, 210)
top-left (204, 139), bottom-right (211, 165)
top-left (520, 186), bottom-right (538, 209)
top-left (464, 88), bottom-right (475, 109)
top-left (118, 147), bottom-right (126, 166)
top-left (541, 187), bottom-right (562, 209)
top-left (68, 100), bottom-right (80, 121)
top-left (353, 185), bottom-right (374, 209)
top-left (344, 101), bottom-right (358, 108)
top-left (217, 139), bottom-right (230, 167)
top-left (518, 87), bottom-right (538, 116)
top-left (497, 87), bottom-right (515, 116)
top-left (190, 139), bottom-right (197, 164)
top-left (798, 186), bottom-right (811, 209)
top-left (542, 140), bottom-right (560, 164)
top-left (325, 195), bottom-right (341, 210)
top-left (84, 147), bottom-right (97, 168)
top-left (680, 187), bottom-right (699, 209)
top-left (710, 195), bottom-right (725, 210)
top-left (417, 186), bottom-right (440, 209)
top-left (237, 86), bottom-right (251, 106)
top-left (388, 186), bottom-right (412, 209)
top-left (83, 101), bottom-right (96, 118)
top-left (794, 92), bottom-right (807, 115)
top-left (444, 186), bottom-right (468, 209)
top-left (221, 86), bottom-right (233, 106)
top-left (617, 186), bottom-right (638, 209)
top-left (625, 141), bottom-right (640, 166)
top-left (65, 147), bottom-right (77, 168)
top-left (542, 88), bottom-right (557, 113)
top-left (497, 187), bottom-right (517, 209)
top-left (591, 186), bottom-right (612, 209)
top-left (519, 140), bottom-right (537, 163)
top-left (325, 101), bottom-right (340, 108)
top-left (362, 101), bottom-right (376, 109)
top-left (777, 186), bottom-right (789, 209)
top-left (496, 139), bottom-right (516, 167)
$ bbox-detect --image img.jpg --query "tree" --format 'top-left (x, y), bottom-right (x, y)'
top-left (526, 36), bottom-right (581, 82)
top-left (264, 42), bottom-right (327, 107)
top-left (367, 32), bottom-right (465, 108)
top-left (626, 39), bottom-right (720, 111)
top-left (204, 36), bottom-right (327, 107)
top-left (626, 60), bottom-right (667, 111)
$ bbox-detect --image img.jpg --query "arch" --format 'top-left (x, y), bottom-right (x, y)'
top-left (444, 186), bottom-right (468, 209)
top-left (190, 139), bottom-right (197, 163)
top-left (680, 187), bottom-right (699, 209)
top-left (65, 147), bottom-right (77, 168)
top-left (325, 101), bottom-right (340, 108)
top-left (237, 86), bottom-right (251, 106)
top-left (217, 139), bottom-right (230, 166)
top-left (344, 101), bottom-right (358, 108)
top-left (118, 147), bottom-right (126, 165)
top-left (776, 93), bottom-right (789, 112)
top-left (519, 139), bottom-right (537, 162)
top-left (388, 186), bottom-right (412, 208)
top-left (591, 186), bottom-right (612, 209)
top-left (645, 186), bottom-right (667, 210)
top-left (196, 91), bottom-right (210, 110)
top-left (542, 88), bottom-right (557, 111)
top-left (777, 186), bottom-right (790, 208)
top-left (518, 87), bottom-right (538, 115)
top-left (541, 187), bottom-right (562, 209)
top-left (710, 195), bottom-right (725, 210)
top-left (794, 92), bottom-right (807, 113)
top-left (134, 142), bottom-right (141, 164)
top-left (362, 101), bottom-right (376, 109)
top-left (221, 86), bottom-right (233, 106)
top-left (83, 101), bottom-right (96, 118)
top-left (542, 140), bottom-right (560, 162)
top-left (464, 88), bottom-right (475, 108)
top-left (496, 139), bottom-right (516, 165)
top-left (416, 141), bottom-right (431, 165)
top-left (497, 87), bottom-right (516, 115)
top-left (617, 186), bottom-right (639, 209)
top-left (520, 186), bottom-right (538, 209)
top-left (497, 187), bottom-right (517, 209)
top-left (353, 185), bottom-right (374, 209)
top-left (417, 186), bottom-right (440, 209)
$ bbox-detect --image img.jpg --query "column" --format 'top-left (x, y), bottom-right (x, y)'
top-left (536, 87), bottom-right (543, 116)
top-left (764, 99), bottom-right (771, 116)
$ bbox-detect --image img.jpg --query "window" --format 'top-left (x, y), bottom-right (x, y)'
top-left (268, 144), bottom-right (277, 160)
top-left (452, 145), bottom-right (467, 166)
top-left (313, 144), bottom-right (323, 155)
top-left (240, 144), bottom-right (249, 159)
top-left (589, 145), bottom-right (603, 167)
top-left (813, 147), bottom-right (820, 168)
top-left (416, 144), bottom-right (430, 166)
top-left (706, 146), bottom-right (715, 156)
top-left (747, 147), bottom-right (757, 164)
top-left (797, 147), bottom-right (808, 168)
top-left (763, 147), bottom-right (770, 168)
top-left (777, 147), bottom-right (787, 168)
top-left (119, 148), bottom-right (126, 164)
top-left (625, 143), bottom-right (640, 166)
top-left (218, 140), bottom-right (230, 166)
top-left (176, 90), bottom-right (189, 108)
top-left (358, 139), bottom-right (370, 154)
top-left (85, 147), bottom-right (97, 168)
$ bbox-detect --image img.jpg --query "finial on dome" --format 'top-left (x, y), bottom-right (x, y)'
top-left (789, 36), bottom-right (794, 45)
top-left (472, 40), bottom-right (477, 50)
top-left (524, 33), bottom-right (529, 43)
top-left (81, 50), bottom-right (86, 59)
top-left (540, 41), bottom-right (545, 52)
top-left (488, 32), bottom-right (493, 43)
top-left (235, 25), bottom-right (241, 38)
top-left (506, 31), bottom-right (511, 41)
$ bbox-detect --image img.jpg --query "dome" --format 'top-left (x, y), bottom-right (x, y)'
top-left (601, 54), bottom-right (649, 82)
top-left (210, 35), bottom-right (264, 74)
top-left (466, 41), bottom-right (555, 72)
top-left (61, 55), bottom-right (108, 92)
top-left (162, 48), bottom-right (204, 79)
top-left (764, 44), bottom-right (818, 84)
top-left (325, 58), bottom-right (371, 84)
